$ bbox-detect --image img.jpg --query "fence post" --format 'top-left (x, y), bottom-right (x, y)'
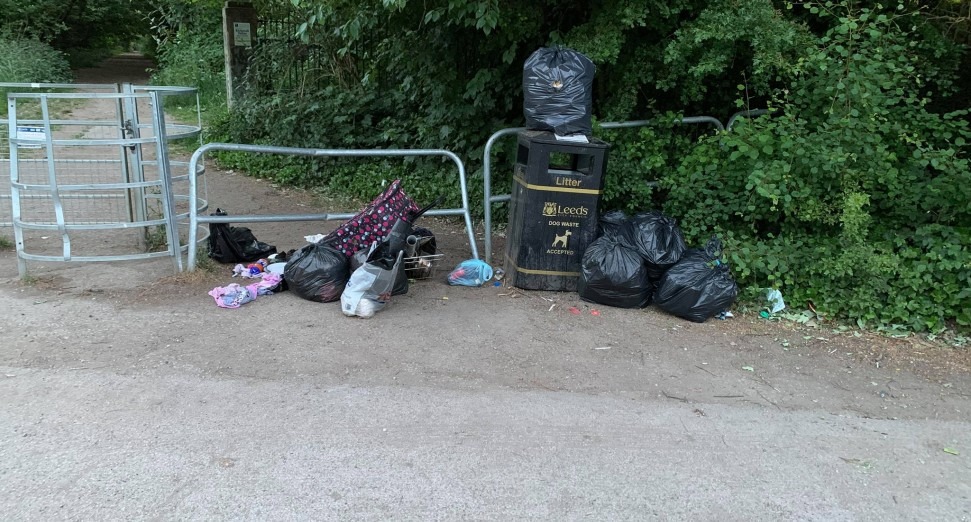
top-left (222, 1), bottom-right (259, 108)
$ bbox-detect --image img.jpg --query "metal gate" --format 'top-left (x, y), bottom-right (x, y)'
top-left (3, 83), bottom-right (202, 276)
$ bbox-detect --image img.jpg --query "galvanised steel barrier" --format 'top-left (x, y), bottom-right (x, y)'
top-left (2, 83), bottom-right (201, 230)
top-left (7, 90), bottom-right (184, 276)
top-left (186, 143), bottom-right (479, 270)
top-left (727, 109), bottom-right (772, 131)
top-left (2, 83), bottom-right (122, 229)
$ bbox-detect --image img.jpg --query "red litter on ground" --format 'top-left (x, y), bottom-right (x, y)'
top-left (590, 309), bottom-right (601, 316)
top-left (569, 306), bottom-right (581, 315)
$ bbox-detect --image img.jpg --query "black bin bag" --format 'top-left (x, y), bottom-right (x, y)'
top-left (655, 237), bottom-right (739, 323)
top-left (620, 210), bottom-right (686, 281)
top-left (208, 208), bottom-right (277, 263)
top-left (284, 240), bottom-right (350, 303)
top-left (523, 46), bottom-right (596, 136)
top-left (578, 235), bottom-right (652, 308)
top-left (597, 210), bottom-right (628, 239)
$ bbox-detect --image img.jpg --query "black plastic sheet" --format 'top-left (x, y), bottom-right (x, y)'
top-left (284, 240), bottom-right (350, 303)
top-left (620, 210), bottom-right (687, 281)
top-left (207, 209), bottom-right (277, 263)
top-left (597, 209), bottom-right (628, 240)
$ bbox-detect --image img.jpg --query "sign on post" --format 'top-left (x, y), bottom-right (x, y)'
top-left (233, 22), bottom-right (252, 47)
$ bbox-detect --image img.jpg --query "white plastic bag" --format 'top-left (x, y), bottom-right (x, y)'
top-left (341, 245), bottom-right (404, 318)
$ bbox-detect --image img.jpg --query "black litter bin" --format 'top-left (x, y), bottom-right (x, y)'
top-left (504, 131), bottom-right (609, 291)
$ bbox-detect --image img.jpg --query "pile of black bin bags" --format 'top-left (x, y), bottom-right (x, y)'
top-left (577, 210), bottom-right (739, 322)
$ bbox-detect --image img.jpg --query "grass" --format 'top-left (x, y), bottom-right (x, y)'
top-left (194, 254), bottom-right (220, 274)
top-left (145, 225), bottom-right (169, 252)
top-left (0, 236), bottom-right (12, 250)
top-left (1, 95), bottom-right (85, 121)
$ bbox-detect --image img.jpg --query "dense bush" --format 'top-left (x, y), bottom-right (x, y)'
top-left (0, 37), bottom-right (72, 85)
top-left (147, 2), bottom-right (227, 110)
top-left (661, 4), bottom-right (970, 332)
top-left (0, 0), bottom-right (146, 67)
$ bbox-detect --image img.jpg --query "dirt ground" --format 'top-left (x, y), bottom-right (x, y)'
top-left (14, 55), bottom-right (971, 389)
top-left (1, 54), bottom-right (969, 520)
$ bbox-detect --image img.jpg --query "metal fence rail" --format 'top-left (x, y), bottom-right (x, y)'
top-left (2, 83), bottom-right (121, 228)
top-left (2, 83), bottom-right (202, 230)
top-left (5, 78), bottom-right (767, 277)
top-left (186, 143), bottom-right (479, 270)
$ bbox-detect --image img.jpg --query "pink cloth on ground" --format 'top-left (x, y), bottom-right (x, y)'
top-left (208, 272), bottom-right (283, 309)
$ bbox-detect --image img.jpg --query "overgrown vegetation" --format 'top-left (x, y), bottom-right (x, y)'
top-left (0, 0), bottom-right (147, 67)
top-left (0, 35), bottom-right (71, 122)
top-left (147, 1), bottom-right (228, 111)
top-left (10, 0), bottom-right (967, 333)
top-left (212, 0), bottom-right (970, 333)
top-left (663, 3), bottom-right (970, 332)
top-left (0, 37), bottom-right (72, 102)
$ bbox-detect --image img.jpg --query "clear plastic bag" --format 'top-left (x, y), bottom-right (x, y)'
top-left (447, 259), bottom-right (494, 287)
top-left (341, 244), bottom-right (404, 318)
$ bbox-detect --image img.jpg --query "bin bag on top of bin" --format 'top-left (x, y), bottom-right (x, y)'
top-left (523, 46), bottom-right (595, 136)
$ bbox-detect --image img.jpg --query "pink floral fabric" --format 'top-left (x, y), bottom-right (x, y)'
top-left (322, 179), bottom-right (419, 258)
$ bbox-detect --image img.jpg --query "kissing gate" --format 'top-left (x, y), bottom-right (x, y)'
top-left (1, 83), bottom-right (203, 276)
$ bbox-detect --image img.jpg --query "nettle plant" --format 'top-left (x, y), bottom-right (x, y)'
top-left (663, 2), bottom-right (971, 332)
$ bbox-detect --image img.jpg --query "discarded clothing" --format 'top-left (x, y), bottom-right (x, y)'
top-left (232, 258), bottom-right (269, 278)
top-left (252, 272), bottom-right (283, 295)
top-left (209, 283), bottom-right (257, 309)
top-left (209, 272), bottom-right (283, 308)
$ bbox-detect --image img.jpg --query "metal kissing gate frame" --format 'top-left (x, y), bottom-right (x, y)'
top-left (5, 86), bottom-right (203, 276)
top-left (186, 143), bottom-right (479, 270)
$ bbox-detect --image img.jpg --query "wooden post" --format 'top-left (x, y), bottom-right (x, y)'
top-left (223, 1), bottom-right (258, 108)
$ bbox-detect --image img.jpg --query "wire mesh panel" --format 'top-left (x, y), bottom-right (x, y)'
top-left (7, 91), bottom-right (181, 275)
top-left (4, 84), bottom-right (202, 275)
top-left (1, 83), bottom-right (122, 228)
